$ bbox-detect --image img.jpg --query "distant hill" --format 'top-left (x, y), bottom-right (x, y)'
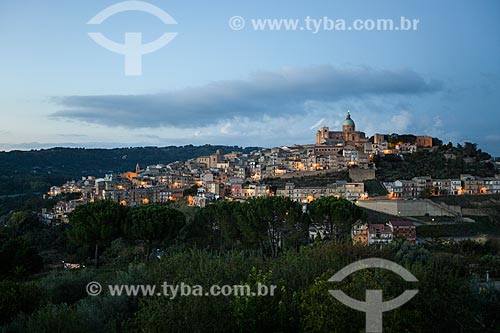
top-left (0, 145), bottom-right (260, 195)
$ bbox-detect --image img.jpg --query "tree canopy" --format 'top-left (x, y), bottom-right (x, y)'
top-left (128, 204), bottom-right (186, 260)
top-left (309, 196), bottom-right (365, 240)
top-left (67, 200), bottom-right (128, 267)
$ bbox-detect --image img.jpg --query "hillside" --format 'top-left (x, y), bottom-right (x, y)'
top-left (0, 145), bottom-right (260, 195)
top-left (374, 142), bottom-right (495, 181)
top-left (431, 194), bottom-right (500, 224)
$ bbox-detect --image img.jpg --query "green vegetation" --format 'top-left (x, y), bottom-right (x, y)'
top-left (309, 196), bottom-right (365, 239)
top-left (0, 281), bottom-right (46, 326)
top-left (0, 194), bottom-right (65, 219)
top-left (375, 142), bottom-right (495, 181)
top-left (0, 237), bottom-right (43, 278)
top-left (67, 201), bottom-right (129, 267)
top-left (0, 197), bottom-right (499, 332)
top-left (187, 197), bottom-right (309, 257)
top-left (182, 184), bottom-right (200, 197)
top-left (385, 133), bottom-right (420, 145)
top-left (380, 133), bottom-right (444, 148)
top-left (363, 179), bottom-right (388, 196)
top-left (417, 217), bottom-right (500, 238)
top-left (432, 194), bottom-right (500, 207)
top-left (431, 194), bottom-right (500, 223)
top-left (128, 204), bottom-right (186, 260)
top-left (0, 241), bottom-right (498, 332)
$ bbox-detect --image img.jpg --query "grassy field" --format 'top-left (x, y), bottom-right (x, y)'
top-left (431, 193), bottom-right (500, 207)
top-left (363, 179), bottom-right (389, 196)
top-left (417, 216), bottom-right (500, 238)
top-left (431, 194), bottom-right (500, 224)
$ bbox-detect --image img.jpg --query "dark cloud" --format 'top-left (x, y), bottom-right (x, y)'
top-left (51, 65), bottom-right (442, 128)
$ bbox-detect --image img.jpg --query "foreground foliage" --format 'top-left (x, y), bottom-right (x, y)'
top-left (0, 240), bottom-right (499, 332)
top-left (1, 197), bottom-right (499, 332)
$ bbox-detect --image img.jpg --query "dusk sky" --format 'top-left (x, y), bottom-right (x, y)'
top-left (1, 0), bottom-right (499, 154)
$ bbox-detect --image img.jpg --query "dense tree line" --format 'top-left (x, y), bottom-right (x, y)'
top-left (187, 197), bottom-right (308, 257)
top-left (0, 240), bottom-right (498, 332)
top-left (0, 193), bottom-right (82, 221)
top-left (0, 212), bottom-right (44, 278)
top-left (65, 197), bottom-right (364, 263)
top-left (67, 201), bottom-right (186, 266)
top-left (375, 146), bottom-right (495, 181)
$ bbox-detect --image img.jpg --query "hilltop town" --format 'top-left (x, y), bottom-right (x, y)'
top-left (42, 112), bottom-right (500, 244)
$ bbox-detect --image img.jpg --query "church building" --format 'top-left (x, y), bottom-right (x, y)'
top-left (315, 111), bottom-right (368, 148)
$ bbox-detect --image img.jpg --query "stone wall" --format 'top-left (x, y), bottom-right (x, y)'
top-left (356, 199), bottom-right (461, 217)
top-left (349, 168), bottom-right (375, 182)
top-left (267, 170), bottom-right (332, 179)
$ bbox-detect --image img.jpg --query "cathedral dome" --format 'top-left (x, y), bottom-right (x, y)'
top-left (343, 112), bottom-right (355, 127)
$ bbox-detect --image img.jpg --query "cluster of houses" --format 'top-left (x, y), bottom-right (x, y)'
top-left (309, 220), bottom-right (417, 246)
top-left (43, 164), bottom-right (368, 222)
top-left (277, 182), bottom-right (367, 202)
top-left (42, 112), bottom-right (494, 227)
top-left (351, 220), bottom-right (417, 245)
top-left (383, 174), bottom-right (500, 198)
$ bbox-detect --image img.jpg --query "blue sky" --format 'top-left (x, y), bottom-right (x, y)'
top-left (1, 0), bottom-right (499, 154)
